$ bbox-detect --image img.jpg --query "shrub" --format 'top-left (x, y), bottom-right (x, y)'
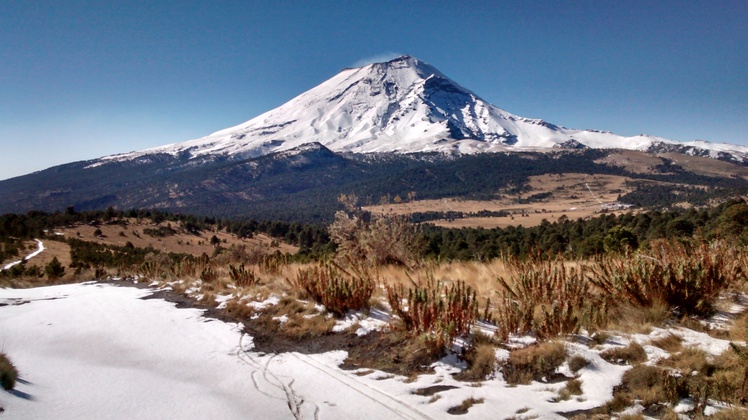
top-left (568, 355), bottom-right (590, 373)
top-left (502, 341), bottom-right (566, 385)
top-left (228, 263), bottom-right (257, 287)
top-left (591, 240), bottom-right (743, 317)
top-left (260, 253), bottom-right (289, 275)
top-left (199, 265), bottom-right (218, 284)
top-left (385, 277), bottom-right (479, 349)
top-left (329, 194), bottom-right (421, 268)
top-left (293, 261), bottom-right (374, 317)
top-left (603, 225), bottom-right (639, 253)
top-left (447, 397), bottom-right (484, 415)
top-left (455, 342), bottom-right (497, 381)
top-left (44, 257), bottom-right (65, 279)
top-left (0, 353), bottom-right (18, 390)
top-left (600, 342), bottom-right (647, 365)
top-left (494, 260), bottom-right (606, 341)
top-left (555, 379), bottom-right (583, 401)
top-left (649, 333), bottom-right (683, 353)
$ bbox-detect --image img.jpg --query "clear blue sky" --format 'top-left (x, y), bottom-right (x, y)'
top-left (1, 0), bottom-right (746, 180)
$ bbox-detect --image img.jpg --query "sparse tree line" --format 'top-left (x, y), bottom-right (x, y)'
top-left (3, 198), bottom-right (748, 275)
top-left (420, 199), bottom-right (748, 260)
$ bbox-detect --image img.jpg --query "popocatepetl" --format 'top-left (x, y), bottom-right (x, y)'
top-left (100, 55), bottom-right (748, 165)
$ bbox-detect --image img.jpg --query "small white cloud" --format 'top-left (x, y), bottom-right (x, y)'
top-left (352, 52), bottom-right (404, 68)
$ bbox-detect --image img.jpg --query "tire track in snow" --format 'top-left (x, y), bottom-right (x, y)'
top-left (288, 352), bottom-right (431, 420)
top-left (235, 333), bottom-right (318, 419)
top-left (235, 332), bottom-right (430, 419)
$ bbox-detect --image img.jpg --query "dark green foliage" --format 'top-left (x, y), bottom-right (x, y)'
top-left (3, 146), bottom-right (727, 222)
top-left (603, 226), bottom-right (639, 253)
top-left (142, 224), bottom-right (177, 237)
top-left (420, 199), bottom-right (748, 261)
top-left (68, 238), bottom-right (159, 270)
top-left (44, 257), bottom-right (65, 279)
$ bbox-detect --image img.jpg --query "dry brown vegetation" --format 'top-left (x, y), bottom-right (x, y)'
top-left (5, 207), bottom-right (748, 417)
top-left (292, 261), bottom-right (375, 317)
top-left (0, 353), bottom-right (18, 391)
top-left (502, 341), bottom-right (567, 385)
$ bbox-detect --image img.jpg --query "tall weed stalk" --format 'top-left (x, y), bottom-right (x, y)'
top-left (591, 240), bottom-right (743, 317)
top-left (293, 260), bottom-right (374, 317)
top-left (494, 260), bottom-right (605, 341)
top-left (385, 276), bottom-right (479, 348)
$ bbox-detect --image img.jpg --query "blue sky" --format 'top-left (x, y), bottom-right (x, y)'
top-left (1, 0), bottom-right (746, 180)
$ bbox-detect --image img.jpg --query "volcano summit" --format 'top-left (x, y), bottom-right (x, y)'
top-left (102, 55), bottom-right (748, 165)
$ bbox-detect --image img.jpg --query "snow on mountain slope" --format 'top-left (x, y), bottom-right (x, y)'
top-left (99, 56), bottom-right (748, 164)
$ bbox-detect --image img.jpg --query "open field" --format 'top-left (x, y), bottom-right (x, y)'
top-left (51, 218), bottom-right (297, 255)
top-left (365, 173), bottom-right (637, 228)
top-left (598, 149), bottom-right (748, 179)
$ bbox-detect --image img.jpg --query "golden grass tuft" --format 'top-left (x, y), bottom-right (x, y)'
top-left (606, 301), bottom-right (670, 334)
top-left (455, 342), bottom-right (497, 381)
top-left (649, 333), bottom-right (683, 353)
top-left (0, 353), bottom-right (18, 391)
top-left (568, 355), bottom-right (590, 373)
top-left (600, 341), bottom-right (647, 365)
top-left (502, 341), bottom-right (566, 385)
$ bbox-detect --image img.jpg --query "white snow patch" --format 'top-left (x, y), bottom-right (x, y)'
top-left (1, 240), bottom-right (44, 271)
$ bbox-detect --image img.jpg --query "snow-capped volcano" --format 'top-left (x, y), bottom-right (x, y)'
top-left (102, 55), bottom-right (748, 163)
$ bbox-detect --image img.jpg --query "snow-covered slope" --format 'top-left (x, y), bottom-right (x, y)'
top-left (101, 55), bottom-right (748, 164)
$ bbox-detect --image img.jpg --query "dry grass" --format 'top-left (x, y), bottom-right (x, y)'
top-left (555, 379), bottom-right (584, 401)
top-left (649, 333), bottom-right (683, 353)
top-left (0, 353), bottom-right (18, 391)
top-left (502, 341), bottom-right (566, 385)
top-left (659, 347), bottom-right (709, 377)
top-left (52, 219), bottom-right (297, 257)
top-left (608, 365), bottom-right (670, 411)
top-left (447, 397), bottom-right (484, 415)
top-left (279, 313), bottom-right (336, 340)
top-left (568, 355), bottom-right (590, 373)
top-left (364, 173), bottom-right (637, 229)
top-left (600, 342), bottom-right (647, 365)
top-left (455, 342), bottom-right (497, 381)
top-left (246, 294), bottom-right (336, 339)
top-left (607, 302), bottom-right (671, 334)
top-left (730, 311), bottom-right (748, 341)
